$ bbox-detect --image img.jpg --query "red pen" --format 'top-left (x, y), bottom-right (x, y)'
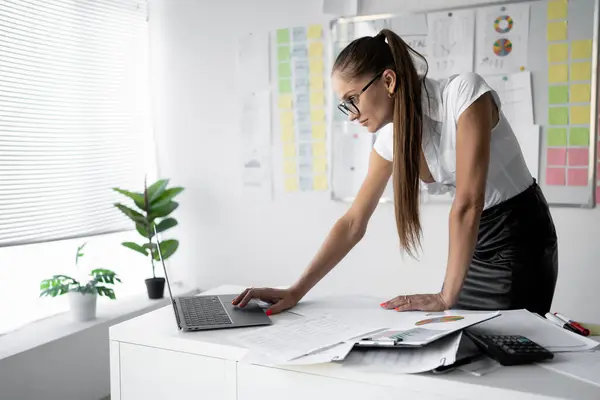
top-left (554, 313), bottom-right (590, 336)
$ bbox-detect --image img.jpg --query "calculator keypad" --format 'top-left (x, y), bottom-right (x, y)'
top-left (481, 335), bottom-right (548, 354)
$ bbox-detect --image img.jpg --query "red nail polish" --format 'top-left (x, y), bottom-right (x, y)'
top-left (266, 310), bottom-right (272, 316)
top-left (380, 302), bottom-right (386, 307)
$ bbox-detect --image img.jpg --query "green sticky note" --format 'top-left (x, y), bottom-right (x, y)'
top-left (547, 128), bottom-right (567, 146)
top-left (278, 46), bottom-right (290, 62)
top-left (278, 62), bottom-right (291, 78)
top-left (549, 85), bottom-right (568, 104)
top-left (570, 127), bottom-right (590, 146)
top-left (548, 107), bottom-right (568, 125)
top-left (276, 29), bottom-right (290, 44)
top-left (278, 78), bottom-right (292, 93)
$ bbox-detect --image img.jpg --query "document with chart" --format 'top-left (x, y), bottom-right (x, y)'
top-left (357, 310), bottom-right (500, 348)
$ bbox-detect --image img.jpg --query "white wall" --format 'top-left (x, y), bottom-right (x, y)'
top-left (148, 0), bottom-right (600, 324)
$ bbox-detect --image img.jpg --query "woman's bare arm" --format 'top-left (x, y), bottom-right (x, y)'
top-left (290, 149), bottom-right (393, 299)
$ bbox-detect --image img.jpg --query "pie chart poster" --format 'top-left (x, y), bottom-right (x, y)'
top-left (475, 3), bottom-right (530, 75)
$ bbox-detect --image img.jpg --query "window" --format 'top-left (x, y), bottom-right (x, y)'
top-left (0, 0), bottom-right (156, 334)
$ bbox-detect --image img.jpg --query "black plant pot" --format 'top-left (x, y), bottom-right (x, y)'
top-left (145, 277), bottom-right (165, 299)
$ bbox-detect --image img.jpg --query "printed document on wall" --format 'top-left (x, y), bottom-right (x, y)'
top-left (237, 32), bottom-right (270, 95)
top-left (484, 71), bottom-right (534, 127)
top-left (475, 4), bottom-right (530, 75)
top-left (427, 9), bottom-right (475, 79)
top-left (240, 90), bottom-right (273, 200)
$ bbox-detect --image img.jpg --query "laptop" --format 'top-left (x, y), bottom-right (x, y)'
top-left (154, 226), bottom-right (272, 331)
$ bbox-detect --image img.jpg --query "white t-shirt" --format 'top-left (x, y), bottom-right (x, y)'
top-left (373, 72), bottom-right (533, 210)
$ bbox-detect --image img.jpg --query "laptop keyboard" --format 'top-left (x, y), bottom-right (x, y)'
top-left (181, 296), bottom-right (233, 327)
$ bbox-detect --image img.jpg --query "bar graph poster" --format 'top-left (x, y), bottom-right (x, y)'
top-left (274, 24), bottom-right (328, 193)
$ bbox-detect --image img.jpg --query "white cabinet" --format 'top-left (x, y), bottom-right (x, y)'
top-left (116, 343), bottom-right (236, 400)
top-left (236, 363), bottom-right (447, 400)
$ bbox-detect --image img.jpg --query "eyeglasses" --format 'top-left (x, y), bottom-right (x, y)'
top-left (337, 72), bottom-right (383, 116)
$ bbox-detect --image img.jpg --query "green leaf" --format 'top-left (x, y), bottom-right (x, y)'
top-left (39, 274), bottom-right (79, 297)
top-left (121, 242), bottom-right (148, 256)
top-left (148, 201), bottom-right (178, 220)
top-left (96, 286), bottom-right (116, 299)
top-left (153, 239), bottom-right (179, 261)
top-left (147, 179), bottom-right (169, 204)
top-left (113, 188), bottom-right (146, 210)
top-left (135, 222), bottom-right (152, 239)
top-left (91, 269), bottom-right (120, 285)
top-left (155, 218), bottom-right (178, 234)
top-left (114, 203), bottom-right (147, 224)
top-left (151, 187), bottom-right (184, 209)
top-left (75, 242), bottom-right (87, 266)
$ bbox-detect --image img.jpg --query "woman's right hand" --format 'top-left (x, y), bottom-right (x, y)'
top-left (231, 287), bottom-right (300, 316)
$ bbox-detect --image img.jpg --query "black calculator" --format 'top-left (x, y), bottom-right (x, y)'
top-left (464, 330), bottom-right (554, 366)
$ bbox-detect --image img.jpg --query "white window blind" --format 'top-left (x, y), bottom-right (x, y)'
top-left (0, 0), bottom-right (155, 246)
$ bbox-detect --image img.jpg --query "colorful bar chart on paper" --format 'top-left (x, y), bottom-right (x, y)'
top-left (275, 24), bottom-right (328, 193)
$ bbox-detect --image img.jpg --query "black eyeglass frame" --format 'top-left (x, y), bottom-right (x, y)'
top-left (337, 71), bottom-right (384, 116)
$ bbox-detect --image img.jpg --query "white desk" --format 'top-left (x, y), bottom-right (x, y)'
top-left (109, 285), bottom-right (600, 400)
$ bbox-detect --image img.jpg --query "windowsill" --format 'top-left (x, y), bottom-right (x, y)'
top-left (0, 282), bottom-right (199, 362)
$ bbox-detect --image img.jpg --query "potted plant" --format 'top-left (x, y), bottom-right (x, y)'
top-left (113, 178), bottom-right (183, 299)
top-left (40, 242), bottom-right (121, 322)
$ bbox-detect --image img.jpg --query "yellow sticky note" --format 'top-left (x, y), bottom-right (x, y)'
top-left (312, 123), bottom-right (326, 139)
top-left (283, 159), bottom-right (297, 175)
top-left (310, 91), bottom-right (325, 107)
top-left (281, 124), bottom-right (294, 142)
top-left (572, 40), bottom-right (593, 60)
top-left (570, 83), bottom-right (591, 102)
top-left (313, 158), bottom-right (327, 174)
top-left (548, 43), bottom-right (569, 63)
top-left (283, 142), bottom-right (296, 158)
top-left (310, 75), bottom-right (324, 91)
top-left (284, 176), bottom-right (298, 192)
top-left (307, 24), bottom-right (322, 39)
top-left (313, 174), bottom-right (328, 191)
top-left (547, 21), bottom-right (567, 42)
top-left (280, 110), bottom-right (294, 127)
top-left (312, 141), bottom-right (327, 157)
top-left (548, 63), bottom-right (568, 83)
top-left (547, 0), bottom-right (568, 20)
top-left (278, 94), bottom-right (293, 109)
top-left (310, 108), bottom-right (325, 123)
top-left (309, 41), bottom-right (324, 57)
top-left (571, 61), bottom-right (591, 81)
top-left (570, 105), bottom-right (590, 125)
top-left (309, 58), bottom-right (324, 74)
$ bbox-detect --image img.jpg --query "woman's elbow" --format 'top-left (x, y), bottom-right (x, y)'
top-left (452, 194), bottom-right (485, 217)
top-left (339, 215), bottom-right (367, 243)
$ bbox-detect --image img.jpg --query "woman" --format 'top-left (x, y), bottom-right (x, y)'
top-left (232, 29), bottom-right (558, 316)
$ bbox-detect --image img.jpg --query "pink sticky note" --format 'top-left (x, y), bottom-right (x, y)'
top-left (596, 187), bottom-right (600, 204)
top-left (546, 167), bottom-right (566, 185)
top-left (567, 168), bottom-right (588, 186)
top-left (568, 148), bottom-right (589, 166)
top-left (547, 148), bottom-right (567, 165)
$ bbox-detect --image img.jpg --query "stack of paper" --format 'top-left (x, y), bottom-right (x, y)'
top-left (338, 332), bottom-right (463, 374)
top-left (230, 313), bottom-right (384, 365)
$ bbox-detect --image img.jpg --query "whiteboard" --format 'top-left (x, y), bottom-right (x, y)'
top-left (329, 0), bottom-right (600, 208)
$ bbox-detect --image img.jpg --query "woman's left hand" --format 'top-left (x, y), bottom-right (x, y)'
top-left (380, 293), bottom-right (450, 312)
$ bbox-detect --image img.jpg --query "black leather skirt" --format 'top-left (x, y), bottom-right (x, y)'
top-left (453, 180), bottom-right (559, 316)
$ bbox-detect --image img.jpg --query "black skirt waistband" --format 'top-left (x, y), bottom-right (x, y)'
top-left (480, 179), bottom-right (541, 223)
